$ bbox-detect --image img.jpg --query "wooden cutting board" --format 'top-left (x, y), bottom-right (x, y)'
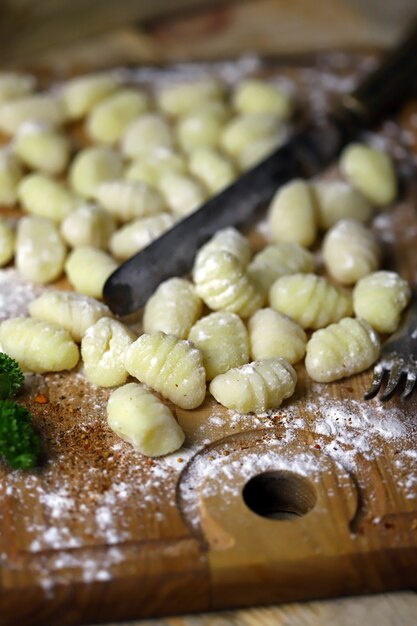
top-left (0, 52), bottom-right (416, 626)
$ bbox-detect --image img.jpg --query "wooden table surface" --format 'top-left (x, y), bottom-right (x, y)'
top-left (8, 1), bottom-right (417, 624)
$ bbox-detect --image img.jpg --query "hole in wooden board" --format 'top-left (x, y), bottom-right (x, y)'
top-left (242, 470), bottom-right (317, 520)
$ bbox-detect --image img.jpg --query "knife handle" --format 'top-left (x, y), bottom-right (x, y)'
top-left (337, 19), bottom-right (417, 126)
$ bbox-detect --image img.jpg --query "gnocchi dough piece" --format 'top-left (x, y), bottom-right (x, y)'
top-left (247, 242), bottom-right (314, 296)
top-left (157, 78), bottom-right (224, 117)
top-left (122, 113), bottom-right (174, 159)
top-left (305, 317), bottom-right (380, 383)
top-left (0, 149), bottom-right (22, 206)
top-left (17, 174), bottom-right (79, 223)
top-left (16, 216), bottom-right (66, 284)
top-left (188, 312), bottom-right (249, 380)
top-left (322, 219), bottom-right (380, 285)
top-left (248, 308), bottom-right (307, 364)
top-left (313, 180), bottom-right (373, 229)
top-left (193, 227), bottom-right (252, 275)
top-left (176, 108), bottom-right (225, 152)
top-left (29, 291), bottom-right (112, 342)
top-left (125, 331), bottom-right (206, 410)
top-left (94, 180), bottom-right (166, 222)
top-left (210, 357), bottom-right (297, 414)
top-left (340, 143), bottom-right (397, 206)
top-left (87, 88), bottom-right (150, 144)
top-left (60, 203), bottom-right (116, 249)
top-left (0, 218), bottom-right (14, 266)
top-left (0, 317), bottom-right (79, 373)
top-left (69, 146), bottom-right (123, 198)
top-left (107, 382), bottom-right (185, 457)
top-left (109, 213), bottom-right (175, 261)
top-left (270, 273), bottom-right (353, 330)
top-left (0, 72), bottom-right (36, 104)
top-left (65, 246), bottom-right (117, 299)
top-left (267, 179), bottom-right (317, 247)
top-left (221, 113), bottom-right (282, 158)
top-left (158, 172), bottom-right (206, 217)
top-left (143, 278), bottom-right (203, 339)
top-left (238, 135), bottom-right (281, 171)
top-left (0, 94), bottom-right (67, 134)
top-left (125, 150), bottom-right (187, 187)
top-left (14, 123), bottom-right (71, 175)
top-left (194, 250), bottom-right (264, 318)
top-left (188, 147), bottom-right (236, 193)
top-left (233, 79), bottom-right (292, 119)
top-left (82, 318), bottom-right (136, 387)
top-left (353, 271), bottom-right (411, 334)
top-left (61, 72), bottom-right (120, 119)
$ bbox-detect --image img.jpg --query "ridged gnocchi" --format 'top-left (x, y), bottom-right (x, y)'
top-left (122, 113), bottom-right (174, 159)
top-left (233, 79), bottom-right (292, 119)
top-left (194, 250), bottom-right (264, 318)
top-left (312, 180), bottom-right (373, 229)
top-left (61, 72), bottom-right (120, 119)
top-left (353, 271), bottom-right (411, 334)
top-left (107, 382), bottom-right (185, 457)
top-left (322, 219), bottom-right (380, 285)
top-left (221, 113), bottom-right (282, 158)
top-left (65, 246), bottom-right (117, 299)
top-left (143, 278), bottom-right (203, 339)
top-left (29, 291), bottom-right (112, 342)
top-left (176, 108), bottom-right (225, 152)
top-left (188, 312), bottom-right (249, 380)
top-left (81, 318), bottom-right (136, 387)
top-left (125, 150), bottom-right (187, 187)
top-left (0, 93), bottom-right (67, 134)
top-left (247, 242), bottom-right (314, 296)
top-left (60, 203), bottom-right (116, 249)
top-left (109, 213), bottom-right (175, 261)
top-left (340, 143), bottom-right (397, 207)
top-left (248, 308), bottom-right (307, 364)
top-left (269, 273), bottom-right (353, 330)
top-left (188, 147), bottom-right (236, 193)
top-left (0, 72), bottom-right (36, 104)
top-left (209, 357), bottom-right (297, 414)
top-left (94, 180), bottom-right (166, 222)
top-left (305, 317), bottom-right (380, 383)
top-left (16, 216), bottom-right (67, 284)
top-left (158, 172), bottom-right (206, 217)
top-left (17, 174), bottom-right (79, 223)
top-left (87, 88), bottom-right (150, 144)
top-left (0, 317), bottom-right (79, 373)
top-left (193, 227), bottom-right (252, 275)
top-left (69, 146), bottom-right (123, 198)
top-left (267, 179), bottom-right (317, 247)
top-left (125, 331), bottom-right (206, 410)
top-left (157, 78), bottom-right (224, 117)
top-left (14, 123), bottom-right (71, 175)
top-left (0, 218), bottom-right (14, 266)
top-left (0, 149), bottom-right (22, 206)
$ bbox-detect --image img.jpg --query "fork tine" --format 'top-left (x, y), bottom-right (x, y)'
top-left (401, 364), bottom-right (417, 399)
top-left (364, 364), bottom-right (385, 400)
top-left (380, 360), bottom-right (404, 400)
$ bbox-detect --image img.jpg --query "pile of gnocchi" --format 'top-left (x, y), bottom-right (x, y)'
top-left (0, 69), bottom-right (411, 459)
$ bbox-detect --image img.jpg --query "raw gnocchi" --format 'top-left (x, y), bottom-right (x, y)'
top-left (312, 180), bottom-right (373, 229)
top-left (0, 93), bottom-right (67, 134)
top-left (29, 291), bottom-right (112, 342)
top-left (194, 250), bottom-right (264, 318)
top-left (188, 312), bottom-right (249, 380)
top-left (125, 331), bottom-right (206, 410)
top-left (269, 273), bottom-right (353, 330)
top-left (176, 108), bottom-right (225, 152)
top-left (0, 149), bottom-right (22, 206)
top-left (305, 317), bottom-right (380, 383)
top-left (0, 218), bottom-right (14, 266)
top-left (122, 113), bottom-right (174, 159)
top-left (0, 72), bottom-right (36, 104)
top-left (69, 146), bottom-right (123, 198)
top-left (248, 308), bottom-right (307, 364)
top-left (93, 180), bottom-right (166, 222)
top-left (353, 271), bottom-right (411, 334)
top-left (60, 203), bottom-right (116, 249)
top-left (157, 78), bottom-right (224, 117)
top-left (61, 72), bottom-right (120, 119)
top-left (340, 143), bottom-right (397, 207)
top-left (193, 227), bottom-right (252, 275)
top-left (17, 174), bottom-right (80, 223)
top-left (267, 179), bottom-right (317, 247)
top-left (247, 242), bottom-right (314, 296)
top-left (125, 150), bottom-right (187, 187)
top-left (0, 317), bottom-right (79, 373)
top-left (109, 213), bottom-right (175, 261)
top-left (188, 147), bottom-right (236, 193)
top-left (14, 123), bottom-right (71, 175)
top-left (87, 88), bottom-right (150, 144)
top-left (158, 172), bottom-right (206, 217)
top-left (81, 318), bottom-right (136, 387)
top-left (237, 134), bottom-right (281, 171)
top-left (107, 382), bottom-right (185, 457)
top-left (233, 79), bottom-right (292, 119)
top-left (209, 357), bottom-right (297, 414)
top-left (65, 246), bottom-right (117, 299)
top-left (322, 219), bottom-right (380, 285)
top-left (143, 278), bottom-right (203, 339)
top-left (16, 216), bottom-right (67, 284)
top-left (221, 113), bottom-right (282, 158)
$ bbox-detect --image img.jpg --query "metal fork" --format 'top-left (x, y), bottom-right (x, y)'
top-left (364, 291), bottom-right (417, 401)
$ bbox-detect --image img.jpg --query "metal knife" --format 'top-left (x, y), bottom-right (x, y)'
top-left (104, 22), bottom-right (417, 316)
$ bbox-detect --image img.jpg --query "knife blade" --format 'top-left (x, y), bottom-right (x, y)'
top-left (104, 21), bottom-right (417, 316)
